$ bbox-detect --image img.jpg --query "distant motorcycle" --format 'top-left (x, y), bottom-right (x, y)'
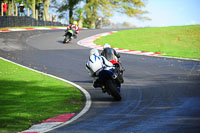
top-left (63, 29), bottom-right (74, 43)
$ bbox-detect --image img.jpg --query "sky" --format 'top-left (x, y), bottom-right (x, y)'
top-left (110, 0), bottom-right (200, 27)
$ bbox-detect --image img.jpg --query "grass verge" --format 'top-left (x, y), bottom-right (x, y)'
top-left (0, 59), bottom-right (83, 132)
top-left (94, 25), bottom-right (200, 59)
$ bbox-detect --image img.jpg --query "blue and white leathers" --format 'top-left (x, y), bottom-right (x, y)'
top-left (86, 54), bottom-right (113, 77)
top-left (87, 54), bottom-right (103, 73)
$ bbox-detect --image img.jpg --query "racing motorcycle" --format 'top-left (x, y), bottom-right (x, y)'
top-left (63, 29), bottom-right (74, 43)
top-left (96, 64), bottom-right (122, 101)
top-left (95, 53), bottom-right (123, 101)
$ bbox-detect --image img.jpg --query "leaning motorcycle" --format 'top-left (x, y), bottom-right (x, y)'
top-left (96, 63), bottom-right (122, 101)
top-left (97, 50), bottom-right (125, 100)
top-left (63, 29), bottom-right (74, 43)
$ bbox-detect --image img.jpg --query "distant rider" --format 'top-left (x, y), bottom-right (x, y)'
top-left (66, 21), bottom-right (79, 38)
top-left (86, 48), bottom-right (113, 88)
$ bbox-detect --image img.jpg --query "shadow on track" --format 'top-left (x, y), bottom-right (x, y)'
top-left (72, 80), bottom-right (93, 83)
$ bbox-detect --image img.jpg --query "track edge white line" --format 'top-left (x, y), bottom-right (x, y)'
top-left (0, 57), bottom-right (92, 133)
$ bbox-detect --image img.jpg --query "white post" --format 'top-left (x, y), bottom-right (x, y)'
top-left (54, 15), bottom-right (57, 22)
top-left (15, 5), bottom-right (18, 16)
top-left (50, 14), bottom-right (52, 21)
top-left (27, 8), bottom-right (30, 16)
top-left (36, 9), bottom-right (38, 20)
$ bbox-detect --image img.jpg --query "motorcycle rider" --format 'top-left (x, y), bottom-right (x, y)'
top-left (101, 43), bottom-right (120, 62)
top-left (86, 48), bottom-right (113, 89)
top-left (101, 43), bottom-right (124, 83)
top-left (66, 21), bottom-right (79, 38)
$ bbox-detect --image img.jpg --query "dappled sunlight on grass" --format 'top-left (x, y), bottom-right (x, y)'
top-left (0, 59), bottom-right (83, 132)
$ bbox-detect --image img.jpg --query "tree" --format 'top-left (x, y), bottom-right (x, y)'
top-left (51, 0), bottom-right (83, 24)
top-left (25, 0), bottom-right (49, 20)
top-left (102, 17), bottom-right (111, 27)
top-left (26, 0), bottom-right (36, 18)
top-left (50, 0), bottom-right (148, 28)
top-left (84, 0), bottom-right (149, 28)
top-left (84, 0), bottom-right (98, 28)
top-left (74, 8), bottom-right (84, 28)
top-left (123, 21), bottom-right (135, 28)
top-left (7, 0), bottom-right (12, 15)
top-left (43, 0), bottom-right (50, 21)
top-left (1, 0), bottom-right (50, 21)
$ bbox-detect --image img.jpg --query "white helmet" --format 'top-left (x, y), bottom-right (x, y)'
top-left (90, 48), bottom-right (99, 56)
top-left (103, 43), bottom-right (111, 49)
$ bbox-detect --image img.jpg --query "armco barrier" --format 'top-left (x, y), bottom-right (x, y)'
top-left (0, 16), bottom-right (64, 28)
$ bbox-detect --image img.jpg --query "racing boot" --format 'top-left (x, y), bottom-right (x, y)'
top-left (93, 79), bottom-right (102, 88)
top-left (73, 34), bottom-right (77, 39)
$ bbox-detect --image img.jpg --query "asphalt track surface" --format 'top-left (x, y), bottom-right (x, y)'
top-left (1, 29), bottom-right (200, 133)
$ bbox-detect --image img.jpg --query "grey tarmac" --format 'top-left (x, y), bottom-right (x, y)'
top-left (0, 29), bottom-right (200, 133)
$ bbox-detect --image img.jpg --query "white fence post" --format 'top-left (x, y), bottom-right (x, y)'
top-left (15, 5), bottom-right (18, 16)
top-left (36, 9), bottom-right (38, 20)
top-left (27, 8), bottom-right (30, 16)
top-left (1, 3), bottom-right (3, 16)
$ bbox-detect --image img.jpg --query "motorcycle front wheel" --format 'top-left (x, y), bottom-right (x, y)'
top-left (106, 79), bottom-right (121, 101)
top-left (63, 34), bottom-right (71, 43)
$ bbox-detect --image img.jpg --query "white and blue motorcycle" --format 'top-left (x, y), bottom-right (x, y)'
top-left (87, 50), bottom-right (122, 101)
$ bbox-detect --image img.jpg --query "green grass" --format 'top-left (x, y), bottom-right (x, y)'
top-left (0, 59), bottom-right (83, 132)
top-left (94, 25), bottom-right (200, 59)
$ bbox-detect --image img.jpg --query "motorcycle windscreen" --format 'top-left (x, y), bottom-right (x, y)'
top-left (104, 49), bottom-right (116, 61)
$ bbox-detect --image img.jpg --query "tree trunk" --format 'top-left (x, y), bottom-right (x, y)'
top-left (69, 8), bottom-right (73, 24)
top-left (43, 0), bottom-right (50, 21)
top-left (91, 20), bottom-right (95, 29)
top-left (8, 0), bottom-right (12, 16)
top-left (31, 0), bottom-right (36, 19)
top-left (91, 4), bottom-right (97, 29)
top-left (78, 11), bottom-right (83, 28)
top-left (85, 0), bottom-right (97, 29)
